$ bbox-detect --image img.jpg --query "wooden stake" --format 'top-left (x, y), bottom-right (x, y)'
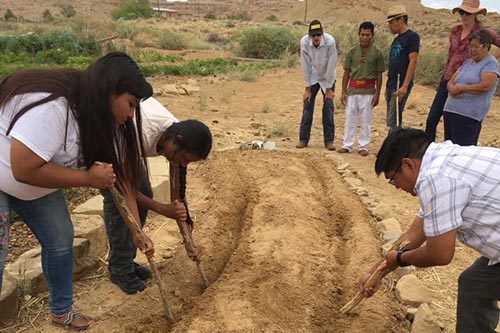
top-left (106, 185), bottom-right (175, 322)
top-left (169, 163), bottom-right (209, 289)
top-left (340, 238), bottom-right (410, 314)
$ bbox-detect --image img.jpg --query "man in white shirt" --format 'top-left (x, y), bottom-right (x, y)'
top-left (359, 128), bottom-right (500, 333)
top-left (297, 20), bottom-right (337, 151)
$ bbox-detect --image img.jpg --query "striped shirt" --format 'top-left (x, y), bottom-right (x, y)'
top-left (415, 141), bottom-right (500, 265)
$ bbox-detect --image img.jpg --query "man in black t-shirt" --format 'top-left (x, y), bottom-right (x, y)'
top-left (385, 5), bottom-right (420, 134)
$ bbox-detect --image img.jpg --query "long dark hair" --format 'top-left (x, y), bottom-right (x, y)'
top-left (0, 52), bottom-right (153, 190)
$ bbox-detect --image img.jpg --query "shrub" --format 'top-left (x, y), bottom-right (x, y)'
top-left (266, 15), bottom-right (278, 22)
top-left (4, 9), bottom-right (16, 21)
top-left (416, 48), bottom-right (447, 86)
top-left (206, 32), bottom-right (224, 44)
top-left (227, 11), bottom-right (251, 21)
top-left (42, 9), bottom-right (54, 21)
top-left (116, 21), bottom-right (140, 39)
top-left (204, 12), bottom-right (216, 20)
top-left (226, 21), bottom-right (236, 28)
top-left (157, 31), bottom-right (188, 50)
top-left (57, 4), bottom-right (76, 18)
top-left (237, 26), bottom-right (296, 59)
top-left (112, 0), bottom-right (153, 20)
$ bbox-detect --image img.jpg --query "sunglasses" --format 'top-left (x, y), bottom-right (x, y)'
top-left (458, 9), bottom-right (472, 16)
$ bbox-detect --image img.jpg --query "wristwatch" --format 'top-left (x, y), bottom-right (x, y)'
top-left (396, 249), bottom-right (411, 267)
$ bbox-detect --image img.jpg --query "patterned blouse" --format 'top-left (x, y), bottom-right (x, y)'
top-left (443, 22), bottom-right (500, 81)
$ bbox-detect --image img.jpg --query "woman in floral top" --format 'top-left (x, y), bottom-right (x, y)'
top-left (424, 0), bottom-right (499, 142)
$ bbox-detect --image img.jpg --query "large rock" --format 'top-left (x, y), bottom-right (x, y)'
top-left (5, 238), bottom-right (97, 297)
top-left (344, 177), bottom-right (362, 188)
top-left (147, 156), bottom-right (170, 203)
top-left (4, 247), bottom-right (46, 296)
top-left (379, 217), bottom-right (402, 243)
top-left (73, 195), bottom-right (104, 216)
top-left (73, 214), bottom-right (108, 258)
top-left (411, 303), bottom-right (442, 333)
top-left (160, 84), bottom-right (180, 95)
top-left (0, 277), bottom-right (18, 321)
top-left (179, 84), bottom-right (201, 95)
top-left (396, 274), bottom-right (433, 307)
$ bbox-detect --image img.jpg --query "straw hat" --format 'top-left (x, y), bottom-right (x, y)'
top-left (452, 0), bottom-right (487, 15)
top-left (386, 5), bottom-right (408, 22)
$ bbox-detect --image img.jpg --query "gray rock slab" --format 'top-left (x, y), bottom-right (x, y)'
top-left (5, 238), bottom-right (96, 297)
top-left (396, 274), bottom-right (433, 307)
top-left (73, 195), bottom-right (103, 216)
top-left (379, 217), bottom-right (402, 243)
top-left (73, 215), bottom-right (108, 258)
top-left (411, 303), bottom-right (442, 333)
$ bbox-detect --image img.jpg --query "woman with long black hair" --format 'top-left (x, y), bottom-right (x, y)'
top-left (0, 52), bottom-right (153, 330)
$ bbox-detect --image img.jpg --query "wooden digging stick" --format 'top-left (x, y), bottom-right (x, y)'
top-left (340, 238), bottom-right (410, 314)
top-left (169, 163), bottom-right (209, 289)
top-left (105, 183), bottom-right (176, 322)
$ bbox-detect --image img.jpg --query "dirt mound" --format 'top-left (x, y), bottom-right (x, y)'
top-left (17, 149), bottom-right (406, 333)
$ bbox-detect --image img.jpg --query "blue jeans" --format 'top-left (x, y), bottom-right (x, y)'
top-left (101, 169), bottom-right (153, 274)
top-left (386, 82), bottom-right (413, 134)
top-left (425, 78), bottom-right (448, 141)
top-left (0, 191), bottom-right (10, 296)
top-left (443, 111), bottom-right (482, 146)
top-left (299, 83), bottom-right (335, 144)
top-left (8, 190), bottom-right (73, 314)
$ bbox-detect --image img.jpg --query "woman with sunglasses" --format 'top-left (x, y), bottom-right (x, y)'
top-left (424, 0), bottom-right (499, 142)
top-left (101, 96), bottom-right (212, 295)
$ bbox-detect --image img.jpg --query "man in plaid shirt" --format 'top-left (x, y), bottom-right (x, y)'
top-left (358, 128), bottom-right (500, 333)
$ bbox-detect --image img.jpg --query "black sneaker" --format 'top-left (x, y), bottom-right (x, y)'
top-left (134, 263), bottom-right (152, 281)
top-left (109, 271), bottom-right (146, 294)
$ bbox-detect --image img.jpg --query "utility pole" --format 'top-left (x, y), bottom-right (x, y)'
top-left (303, 0), bottom-right (308, 23)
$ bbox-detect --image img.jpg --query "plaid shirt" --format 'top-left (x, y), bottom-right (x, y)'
top-left (443, 23), bottom-right (500, 80)
top-left (415, 141), bottom-right (500, 265)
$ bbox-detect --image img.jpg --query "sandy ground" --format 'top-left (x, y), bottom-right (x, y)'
top-left (2, 62), bottom-right (498, 332)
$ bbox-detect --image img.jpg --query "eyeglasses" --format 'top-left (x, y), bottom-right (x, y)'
top-left (388, 160), bottom-right (404, 185)
top-left (458, 9), bottom-right (472, 16)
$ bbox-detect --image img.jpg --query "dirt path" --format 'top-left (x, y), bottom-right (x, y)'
top-left (7, 64), bottom-right (498, 333)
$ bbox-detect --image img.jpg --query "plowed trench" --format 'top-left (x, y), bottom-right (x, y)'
top-left (28, 150), bottom-right (404, 333)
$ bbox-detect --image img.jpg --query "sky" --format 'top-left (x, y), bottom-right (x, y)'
top-left (421, 0), bottom-right (499, 13)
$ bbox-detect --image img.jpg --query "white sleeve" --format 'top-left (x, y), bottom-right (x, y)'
top-left (9, 100), bottom-right (68, 162)
top-left (325, 38), bottom-right (337, 88)
top-left (300, 38), bottom-right (312, 87)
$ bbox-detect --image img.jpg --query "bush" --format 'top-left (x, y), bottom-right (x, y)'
top-left (237, 26), bottom-right (296, 59)
top-left (0, 30), bottom-right (101, 57)
top-left (4, 9), bottom-right (16, 21)
top-left (112, 0), bottom-right (153, 20)
top-left (206, 32), bottom-right (224, 44)
top-left (204, 12), bottom-right (216, 20)
top-left (415, 48), bottom-right (447, 86)
top-left (226, 21), bottom-right (236, 28)
top-left (116, 21), bottom-right (140, 39)
top-left (227, 11), bottom-right (251, 21)
top-left (42, 9), bottom-right (54, 21)
top-left (157, 31), bottom-right (188, 50)
top-left (57, 4), bottom-right (76, 18)
top-left (266, 15), bottom-right (278, 22)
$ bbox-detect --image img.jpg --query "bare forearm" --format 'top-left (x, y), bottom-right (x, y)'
top-left (375, 72), bottom-right (383, 96)
top-left (137, 191), bottom-right (163, 214)
top-left (341, 70), bottom-right (349, 95)
top-left (402, 58), bottom-right (417, 89)
top-left (13, 162), bottom-right (91, 189)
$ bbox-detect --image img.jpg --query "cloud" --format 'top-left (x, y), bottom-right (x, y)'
top-left (421, 0), bottom-right (499, 12)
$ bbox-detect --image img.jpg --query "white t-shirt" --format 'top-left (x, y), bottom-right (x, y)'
top-left (140, 97), bottom-right (178, 157)
top-left (0, 93), bottom-right (80, 200)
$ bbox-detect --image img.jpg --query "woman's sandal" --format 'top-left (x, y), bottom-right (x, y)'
top-left (51, 309), bottom-right (96, 331)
